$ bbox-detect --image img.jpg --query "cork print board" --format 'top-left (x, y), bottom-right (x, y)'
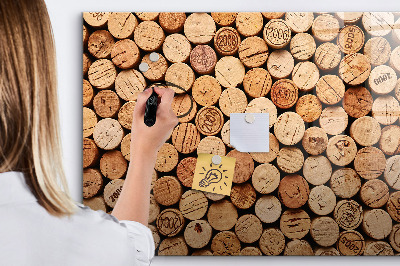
top-left (82, 12), bottom-right (400, 256)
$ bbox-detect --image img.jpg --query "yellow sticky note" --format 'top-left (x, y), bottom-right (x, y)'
top-left (192, 153), bottom-right (236, 196)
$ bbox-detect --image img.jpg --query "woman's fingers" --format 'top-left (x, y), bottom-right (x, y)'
top-left (154, 87), bottom-right (175, 108)
top-left (133, 88), bottom-right (153, 118)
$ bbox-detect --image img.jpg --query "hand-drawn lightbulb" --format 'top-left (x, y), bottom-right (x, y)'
top-left (199, 169), bottom-right (223, 188)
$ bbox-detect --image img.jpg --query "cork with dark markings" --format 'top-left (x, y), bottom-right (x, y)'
top-left (330, 168), bottom-right (361, 199)
top-left (259, 228), bottom-right (285, 255)
top-left (100, 150), bottom-right (127, 180)
top-left (235, 12), bottom-right (263, 37)
top-left (308, 185), bottom-right (336, 215)
top-left (334, 199), bottom-right (363, 230)
top-left (171, 123), bottom-right (201, 154)
top-left (207, 200), bottom-right (238, 231)
top-left (140, 53), bottom-right (168, 82)
top-left (158, 236), bottom-right (189, 256)
top-left (114, 69), bottom-right (146, 101)
top-left (270, 79), bottom-right (298, 109)
top-left (230, 183), bottom-right (257, 209)
top-left (242, 67), bottom-right (273, 98)
top-left (314, 42), bottom-right (341, 71)
top-left (134, 21), bottom-right (165, 51)
top-left (310, 217), bottom-right (339, 247)
top-left (380, 125), bottom-right (400, 155)
top-left (83, 168), bottom-right (103, 198)
top-left (195, 106), bottom-right (224, 136)
top-left (337, 230), bottom-right (365, 255)
top-left (165, 63), bottom-right (195, 94)
top-left (214, 27), bottom-right (241, 56)
top-left (284, 12), bottom-right (314, 33)
top-left (179, 190), bottom-right (208, 220)
top-left (211, 231), bottom-right (241, 256)
top-left (302, 127), bottom-right (328, 156)
top-left (238, 37), bottom-right (269, 68)
top-left (211, 12), bottom-right (237, 26)
top-left (103, 179), bottom-right (124, 208)
top-left (184, 13), bottom-right (216, 45)
top-left (184, 220), bottom-right (212, 249)
top-left (284, 240), bottom-right (314, 256)
top-left (384, 155), bottom-right (400, 190)
top-left (326, 135), bottom-right (357, 166)
top-left (390, 224), bottom-right (400, 252)
top-left (364, 241), bottom-right (394, 256)
top-left (176, 157), bottom-right (196, 187)
top-left (292, 61), bottom-right (320, 92)
top-left (337, 25), bottom-right (364, 54)
top-left (295, 94), bottom-right (322, 123)
top-left (192, 75), bottom-right (221, 106)
top-left (162, 34), bottom-right (191, 63)
top-left (303, 156), bottom-right (332, 186)
top-left (312, 14), bottom-right (340, 42)
top-left (153, 176), bottom-right (182, 206)
top-left (342, 86), bottom-right (373, 118)
top-left (88, 59), bottom-right (117, 89)
top-left (252, 163), bottom-right (280, 194)
top-left (159, 12), bottom-right (186, 33)
top-left (278, 175), bottom-right (310, 209)
top-left (350, 116), bottom-right (381, 147)
top-left (156, 208), bottom-right (185, 237)
top-left (274, 112), bottom-right (305, 145)
top-left (83, 107), bottom-right (97, 138)
top-left (83, 138), bottom-right (100, 168)
top-left (226, 149), bottom-right (254, 184)
top-left (93, 90), bottom-right (121, 118)
top-left (108, 12), bottom-right (137, 39)
top-left (277, 147), bottom-right (304, 174)
top-left (362, 209), bottom-right (392, 240)
top-left (111, 39), bottom-right (140, 69)
top-left (316, 75), bottom-right (345, 105)
top-left (215, 56), bottom-right (245, 88)
top-left (88, 30), bottom-right (115, 59)
top-left (219, 87), bottom-right (247, 116)
top-left (154, 143), bottom-right (179, 173)
top-left (360, 179), bottom-right (389, 208)
top-left (171, 94), bottom-right (197, 123)
top-left (197, 136), bottom-right (226, 156)
top-left (372, 95), bottom-right (400, 125)
top-left (280, 209), bottom-right (311, 240)
top-left (235, 214), bottom-right (263, 243)
top-left (363, 37), bottom-right (391, 66)
top-left (83, 80), bottom-right (93, 107)
top-left (339, 53), bottom-right (371, 85)
top-left (263, 19), bottom-right (291, 49)
top-left (83, 12), bottom-right (110, 28)
top-left (290, 33), bottom-right (316, 61)
top-left (189, 45), bottom-right (217, 75)
top-left (267, 50), bottom-right (294, 79)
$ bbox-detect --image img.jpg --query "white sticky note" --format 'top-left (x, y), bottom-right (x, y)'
top-left (230, 113), bottom-right (269, 152)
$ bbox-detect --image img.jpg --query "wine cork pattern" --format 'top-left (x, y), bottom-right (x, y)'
top-left (83, 12), bottom-right (400, 256)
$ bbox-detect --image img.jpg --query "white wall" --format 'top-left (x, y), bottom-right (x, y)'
top-left (45, 0), bottom-right (400, 265)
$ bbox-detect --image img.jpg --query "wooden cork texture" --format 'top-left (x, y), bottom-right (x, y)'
top-left (350, 116), bottom-right (381, 147)
top-left (211, 231), bottom-right (241, 255)
top-left (277, 147), bottom-right (304, 174)
top-left (192, 75), bottom-right (221, 106)
top-left (278, 174), bottom-right (310, 209)
top-left (93, 90), bottom-right (120, 118)
top-left (385, 155), bottom-right (400, 190)
top-left (290, 33), bottom-right (316, 61)
top-left (88, 30), bottom-right (115, 59)
top-left (214, 27), bottom-right (240, 56)
top-left (158, 236), bottom-right (188, 256)
top-left (255, 195), bottom-right (281, 223)
top-left (93, 118), bottom-right (124, 150)
top-left (284, 240), bottom-right (314, 256)
top-left (364, 241), bottom-right (394, 256)
top-left (303, 155), bottom-right (332, 186)
top-left (334, 199), bottom-right (363, 230)
top-left (263, 19), bottom-right (291, 49)
top-left (235, 12), bottom-right (263, 37)
top-left (369, 65), bottom-right (397, 95)
top-left (362, 209), bottom-right (392, 240)
top-left (83, 168), bottom-right (103, 198)
top-left (140, 53), bottom-right (168, 82)
top-left (354, 146), bottom-right (386, 180)
top-left (100, 150), bottom-right (127, 180)
top-left (197, 136), bottom-right (226, 156)
top-left (364, 37), bottom-right (391, 66)
top-left (83, 79), bottom-right (93, 107)
top-left (296, 94), bottom-right (322, 123)
top-left (274, 112), bottom-right (305, 145)
top-left (176, 157), bottom-right (196, 187)
top-left (103, 179), bottom-right (124, 208)
top-left (88, 59), bottom-right (117, 89)
top-left (211, 13), bottom-right (237, 26)
top-left (190, 45), bottom-right (217, 75)
top-left (111, 39), bottom-right (140, 70)
top-left (83, 138), bottom-right (99, 168)
top-left (337, 230), bottom-right (365, 255)
top-left (230, 183), bottom-right (256, 209)
top-left (83, 107), bottom-right (97, 138)
top-left (360, 179), bottom-right (389, 208)
top-left (108, 12), bottom-right (137, 39)
top-left (310, 217), bottom-right (339, 247)
top-left (159, 13), bottom-right (186, 34)
top-left (292, 61), bottom-right (319, 92)
top-left (380, 125), bottom-right (400, 156)
top-left (215, 56), bottom-right (245, 88)
top-left (238, 37), bottom-right (269, 68)
top-left (156, 208), bottom-right (185, 237)
top-left (271, 79), bottom-right (298, 109)
top-left (179, 190), bottom-right (208, 220)
top-left (252, 163), bottom-right (280, 194)
top-left (184, 220), bottom-right (212, 248)
top-left (314, 42), bottom-right (341, 71)
top-left (312, 14), bottom-right (340, 42)
top-left (326, 135), bottom-right (357, 166)
top-left (219, 87), bottom-right (247, 116)
top-left (162, 34), bottom-right (191, 64)
top-left (226, 149), bottom-right (254, 184)
top-left (245, 97), bottom-right (278, 128)
top-left (280, 209), bottom-right (310, 239)
top-left (302, 127), bottom-right (328, 156)
top-left (171, 123), bottom-right (201, 154)
top-left (308, 185), bottom-right (336, 215)
top-left (316, 75), bottom-right (345, 105)
top-left (207, 200), bottom-right (238, 231)
top-left (267, 50), bottom-right (294, 79)
top-left (235, 214), bottom-right (263, 243)
top-left (184, 13), bottom-right (216, 45)
top-left (195, 106), bottom-right (224, 136)
top-left (319, 106), bottom-right (348, 135)
top-left (387, 191), bottom-right (400, 222)
top-left (250, 133), bottom-right (279, 163)
top-left (372, 96), bottom-right (400, 125)
top-left (330, 168), bottom-right (361, 199)
top-left (154, 143), bottom-right (179, 173)
top-left (337, 25), bottom-right (365, 54)
top-left (342, 86), bottom-right (373, 118)
top-left (259, 228), bottom-right (285, 255)
top-left (285, 12), bottom-right (314, 33)
top-left (339, 53), bottom-right (371, 85)
top-left (390, 224), bottom-right (400, 252)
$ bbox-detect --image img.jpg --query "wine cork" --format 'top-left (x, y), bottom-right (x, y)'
top-left (197, 136), bottom-right (226, 156)
top-left (93, 118), bottom-right (124, 150)
top-left (342, 86), bottom-right (373, 118)
top-left (251, 163), bottom-right (280, 194)
top-left (339, 53), bottom-right (371, 85)
top-left (149, 194), bottom-right (160, 224)
top-left (311, 217), bottom-right (339, 247)
top-left (387, 191), bottom-right (400, 222)
top-left (153, 176), bottom-right (182, 206)
top-left (215, 56), bottom-right (245, 88)
top-left (88, 30), bottom-right (115, 59)
top-left (83, 12), bottom-right (110, 28)
top-left (162, 34), bottom-right (191, 63)
top-left (274, 112), bottom-right (305, 145)
top-left (240, 247), bottom-right (262, 256)
top-left (184, 13), bottom-right (216, 44)
top-left (284, 12), bottom-right (314, 33)
top-left (148, 224), bottom-right (160, 247)
top-left (390, 46), bottom-right (400, 73)
top-left (93, 90), bottom-right (120, 118)
top-left (88, 59), bottom-right (117, 89)
top-left (154, 143), bottom-right (179, 172)
top-left (120, 133), bottom-right (131, 161)
top-left (334, 199), bottom-right (363, 230)
top-left (262, 12), bottom-right (285, 19)
top-left (83, 138), bottom-right (99, 168)
top-left (350, 116), bottom-right (381, 147)
top-left (207, 200), bottom-right (238, 231)
top-left (220, 120), bottom-right (232, 148)
top-left (369, 65), bottom-right (397, 95)
top-left (380, 125), bottom-right (400, 155)
top-left (337, 230), bottom-right (365, 256)
top-left (303, 155), bottom-right (332, 186)
top-left (172, 94), bottom-right (197, 124)
top-left (103, 179), bottom-right (124, 208)
top-left (195, 106), bottom-right (224, 136)
top-left (83, 107), bottom-right (97, 138)
top-left (230, 183), bottom-right (256, 209)
top-left (250, 133), bottom-right (280, 163)
top-left (179, 190), bottom-right (208, 220)
top-left (171, 123), bottom-right (201, 154)
top-left (259, 228), bottom-right (285, 255)
top-left (214, 27), bottom-right (240, 56)
top-left (263, 19), bottom-right (291, 49)
top-left (278, 174), bottom-right (310, 209)
top-left (135, 12), bottom-right (159, 21)
top-left (111, 39), bottom-right (140, 69)
top-left (238, 37), bottom-right (269, 68)
top-left (316, 75), bottom-right (345, 105)
top-left (385, 155), bottom-right (400, 190)
top-left (108, 12), bottom-right (137, 39)
top-left (295, 94), bottom-right (322, 123)
top-left (140, 53), bottom-right (168, 82)
top-left (117, 101), bottom-right (135, 130)
top-left (319, 106), bottom-right (348, 135)
top-left (326, 135), bottom-right (357, 166)
top-left (362, 12), bottom-right (394, 37)
top-left (284, 240), bottom-right (314, 256)
top-left (314, 247), bottom-right (340, 256)
top-left (270, 79), bottom-right (298, 109)
top-left (100, 150), bottom-right (127, 180)
top-left (235, 12), bottom-right (263, 37)
top-left (277, 147), bottom-right (304, 174)
top-left (390, 224), bottom-right (400, 252)
top-left (308, 185), bottom-right (336, 215)
top-left (204, 192), bottom-right (225, 201)
top-left (396, 79), bottom-right (400, 101)
top-left (165, 63), bottom-right (195, 94)
top-left (159, 12), bottom-right (186, 33)
top-left (134, 21), bottom-right (165, 52)
top-left (83, 53), bottom-right (91, 76)
top-left (364, 37), bottom-right (391, 66)
top-left (255, 195), bottom-right (281, 224)
top-left (83, 168), bottom-right (103, 199)
top-left (363, 209), bottom-right (393, 240)
top-left (211, 12), bottom-right (237, 26)
top-left (330, 168), bottom-right (362, 199)
top-left (335, 12), bottom-right (363, 24)
top-left (302, 127), bottom-right (328, 156)
top-left (156, 208), bottom-right (185, 237)
top-left (226, 149), bottom-right (254, 184)
top-left (290, 33), bottom-right (316, 61)
top-left (176, 157), bottom-right (196, 187)
top-left (211, 231), bottom-right (241, 256)
top-left (314, 42), bottom-right (341, 71)
top-left (266, 50), bottom-right (294, 79)
top-left (364, 241), bottom-right (394, 256)
top-left (372, 95), bottom-right (400, 125)
top-left (218, 87), bottom-right (247, 116)
top-left (83, 196), bottom-right (107, 212)
top-left (292, 61), bottom-right (320, 92)
top-left (312, 14), bottom-right (340, 42)
top-left (115, 69), bottom-right (146, 101)
top-left (158, 236), bottom-right (188, 256)
top-left (192, 75), bottom-right (221, 106)
top-left (235, 214), bottom-right (263, 243)
top-left (360, 179), bottom-right (389, 208)
top-left (83, 80), bottom-right (93, 107)
top-left (245, 97), bottom-right (278, 128)
top-left (184, 220), bottom-right (212, 249)
top-left (337, 25), bottom-right (364, 54)
top-left (189, 45), bottom-right (217, 75)
top-left (191, 250), bottom-right (213, 256)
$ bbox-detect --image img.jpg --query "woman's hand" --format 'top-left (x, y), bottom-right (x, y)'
top-left (130, 87), bottom-right (179, 159)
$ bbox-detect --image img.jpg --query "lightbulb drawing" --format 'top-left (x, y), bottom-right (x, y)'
top-left (198, 162), bottom-right (229, 192)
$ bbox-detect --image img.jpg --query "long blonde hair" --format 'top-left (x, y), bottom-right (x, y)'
top-left (0, 0), bottom-right (76, 215)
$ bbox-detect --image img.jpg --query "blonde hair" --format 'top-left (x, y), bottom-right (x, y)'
top-left (0, 0), bottom-right (76, 215)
